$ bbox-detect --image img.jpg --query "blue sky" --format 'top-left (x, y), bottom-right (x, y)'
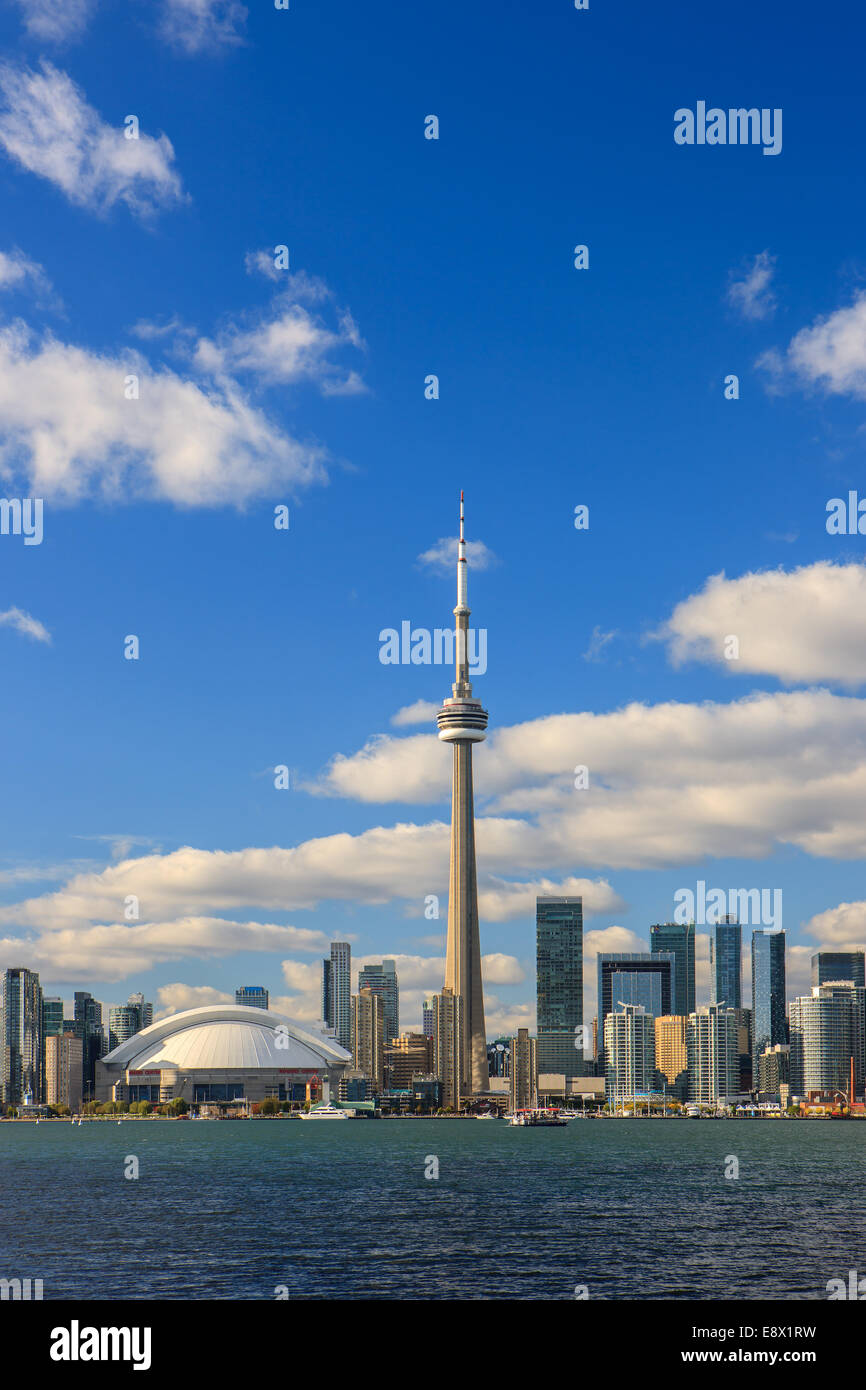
top-left (2, 0), bottom-right (866, 1035)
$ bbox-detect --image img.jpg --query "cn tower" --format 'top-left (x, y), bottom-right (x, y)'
top-left (437, 492), bottom-right (489, 1094)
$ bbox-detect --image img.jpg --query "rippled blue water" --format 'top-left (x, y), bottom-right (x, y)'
top-left (3, 1117), bottom-right (866, 1300)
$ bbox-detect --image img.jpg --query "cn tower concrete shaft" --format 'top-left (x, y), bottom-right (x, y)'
top-left (437, 492), bottom-right (489, 1095)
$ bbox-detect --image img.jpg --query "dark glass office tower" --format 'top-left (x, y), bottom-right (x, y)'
top-left (650, 921), bottom-right (695, 1016)
top-left (710, 916), bottom-right (742, 1009)
top-left (597, 953), bottom-right (674, 1071)
top-left (74, 991), bottom-right (103, 1102)
top-left (751, 930), bottom-right (787, 1074)
top-left (811, 951), bottom-right (866, 989)
top-left (536, 896), bottom-right (583, 1076)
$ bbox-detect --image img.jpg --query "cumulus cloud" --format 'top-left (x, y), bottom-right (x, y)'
top-left (0, 606), bottom-right (50, 643)
top-left (0, 63), bottom-right (185, 219)
top-left (154, 982), bottom-right (232, 1019)
top-left (727, 250), bottom-right (776, 321)
top-left (390, 700), bottom-right (440, 728)
top-left (315, 688), bottom-right (866, 866)
top-left (9, 0), bottom-right (95, 43)
top-left (0, 322), bottom-right (328, 505)
top-left (758, 291), bottom-right (866, 398)
top-left (193, 288), bottom-right (366, 395)
top-left (160, 0), bottom-right (247, 54)
top-left (418, 536), bottom-right (497, 574)
top-left (657, 562), bottom-right (866, 686)
top-left (0, 916), bottom-right (329, 982)
top-left (804, 900), bottom-right (866, 950)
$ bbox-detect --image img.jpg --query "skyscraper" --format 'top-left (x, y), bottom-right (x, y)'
top-left (108, 993), bottom-right (154, 1050)
top-left (811, 952), bottom-right (866, 989)
top-left (688, 1004), bottom-right (739, 1105)
top-left (751, 929), bottom-right (787, 1075)
top-left (432, 988), bottom-right (464, 1110)
top-left (1, 968), bottom-right (43, 1105)
top-left (789, 985), bottom-right (858, 1098)
top-left (710, 916), bottom-right (742, 1009)
top-left (45, 1031), bottom-right (84, 1112)
top-left (597, 953), bottom-right (674, 1070)
top-left (351, 988), bottom-right (385, 1092)
top-left (358, 960), bottom-right (399, 1046)
top-left (327, 943), bottom-right (352, 1049)
top-left (235, 986), bottom-right (269, 1010)
top-left (536, 896), bottom-right (583, 1076)
top-left (437, 494), bottom-right (488, 1094)
top-left (650, 921), bottom-right (695, 1016)
top-left (509, 1027), bottom-right (537, 1111)
top-left (73, 991), bottom-right (103, 1102)
top-left (42, 997), bottom-right (64, 1039)
top-left (654, 1015), bottom-right (689, 1099)
top-left (605, 1005), bottom-right (655, 1109)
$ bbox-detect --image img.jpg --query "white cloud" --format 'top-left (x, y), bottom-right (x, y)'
top-left (193, 291), bottom-right (366, 394)
top-left (154, 981), bottom-right (232, 1019)
top-left (0, 62), bottom-right (185, 219)
top-left (0, 916), bottom-right (329, 982)
top-left (0, 248), bottom-right (52, 298)
top-left (418, 536), bottom-right (497, 574)
top-left (0, 321), bottom-right (328, 505)
top-left (9, 0), bottom-right (95, 43)
top-left (727, 250), bottom-right (776, 321)
top-left (0, 606), bottom-right (50, 643)
top-left (758, 292), bottom-right (866, 398)
top-left (582, 625), bottom-right (617, 663)
top-left (657, 562), bottom-right (866, 686)
top-left (478, 876), bottom-right (624, 922)
top-left (245, 249), bottom-right (282, 282)
top-left (160, 0), bottom-right (248, 54)
top-left (803, 900), bottom-right (866, 950)
top-left (390, 700), bottom-right (440, 728)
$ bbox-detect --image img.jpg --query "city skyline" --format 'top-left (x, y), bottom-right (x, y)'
top-left (3, 4), bottom-right (866, 1044)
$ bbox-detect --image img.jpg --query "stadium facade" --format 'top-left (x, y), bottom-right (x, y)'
top-left (95, 1004), bottom-right (352, 1105)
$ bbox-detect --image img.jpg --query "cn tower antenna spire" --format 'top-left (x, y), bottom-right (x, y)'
top-left (457, 491), bottom-right (467, 612)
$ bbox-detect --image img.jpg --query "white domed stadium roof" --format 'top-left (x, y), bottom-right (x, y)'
top-left (102, 1005), bottom-right (351, 1072)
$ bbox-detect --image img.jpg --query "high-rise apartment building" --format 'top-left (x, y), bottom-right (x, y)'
top-left (384, 1034), bottom-right (432, 1090)
top-left (687, 1004), bottom-right (739, 1105)
top-left (509, 1027), bottom-right (537, 1111)
top-left (432, 989), bottom-right (463, 1110)
top-left (357, 960), bottom-right (399, 1046)
top-left (422, 999), bottom-right (434, 1038)
top-left (650, 922), bottom-right (695, 1016)
top-left (536, 896), bottom-right (583, 1076)
top-left (789, 984), bottom-right (864, 1099)
top-left (326, 943), bottom-right (352, 1049)
top-left (45, 1031), bottom-right (84, 1111)
top-left (235, 986), bottom-right (268, 1010)
top-left (109, 993), bottom-right (154, 1050)
top-left (654, 1015), bottom-right (689, 1099)
top-left (42, 997), bottom-right (64, 1039)
top-left (2, 968), bottom-right (43, 1105)
top-left (710, 916), bottom-right (742, 1009)
top-left (604, 1004), bottom-right (655, 1108)
top-left (351, 988), bottom-right (384, 1092)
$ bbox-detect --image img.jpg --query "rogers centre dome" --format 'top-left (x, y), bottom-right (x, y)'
top-left (94, 1004), bottom-right (352, 1106)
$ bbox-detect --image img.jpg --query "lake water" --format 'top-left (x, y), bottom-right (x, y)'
top-left (4, 1118), bottom-right (865, 1300)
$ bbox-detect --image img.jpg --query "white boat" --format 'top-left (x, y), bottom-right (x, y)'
top-left (476, 1111), bottom-right (499, 1120)
top-left (508, 1108), bottom-right (567, 1127)
top-left (300, 1102), bottom-right (348, 1120)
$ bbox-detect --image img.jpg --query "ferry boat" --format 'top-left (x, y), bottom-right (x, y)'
top-left (508, 1108), bottom-right (567, 1127)
top-left (299, 1102), bottom-right (348, 1120)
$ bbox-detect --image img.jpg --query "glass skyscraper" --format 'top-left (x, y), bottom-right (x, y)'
top-left (536, 896), bottom-right (583, 1076)
top-left (327, 942), bottom-right (352, 1050)
top-left (357, 960), bottom-right (399, 1047)
top-left (811, 951), bottom-right (866, 989)
top-left (751, 929), bottom-right (787, 1072)
top-left (710, 916), bottom-right (742, 1009)
top-left (597, 953), bottom-right (674, 1071)
top-left (650, 921), bottom-right (695, 1016)
top-left (2, 967), bottom-right (43, 1105)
